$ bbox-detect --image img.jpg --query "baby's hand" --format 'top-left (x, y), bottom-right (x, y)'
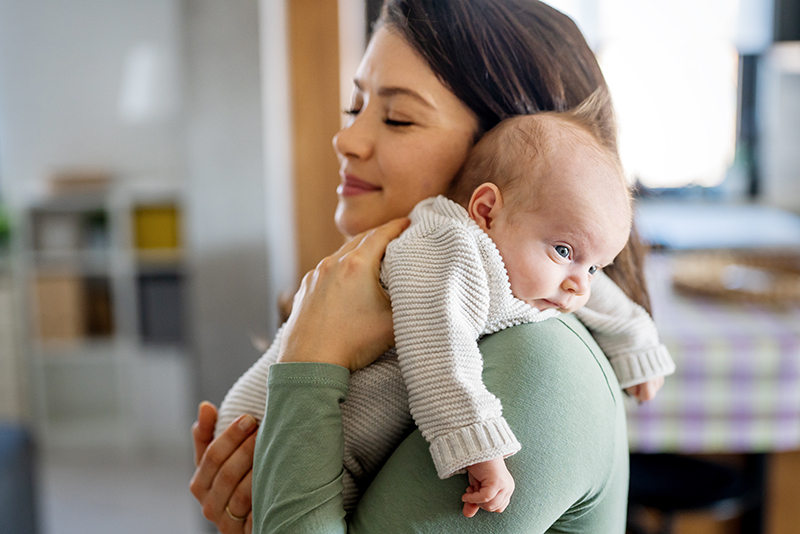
top-left (461, 457), bottom-right (515, 518)
top-left (625, 376), bottom-right (665, 402)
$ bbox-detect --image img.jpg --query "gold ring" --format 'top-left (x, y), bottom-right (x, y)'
top-left (225, 504), bottom-right (247, 522)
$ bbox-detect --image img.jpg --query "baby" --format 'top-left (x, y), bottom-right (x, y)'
top-left (216, 91), bottom-right (675, 516)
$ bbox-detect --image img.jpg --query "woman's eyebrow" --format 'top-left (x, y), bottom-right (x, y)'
top-left (352, 79), bottom-right (435, 109)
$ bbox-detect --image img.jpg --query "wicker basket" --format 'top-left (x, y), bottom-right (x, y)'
top-left (671, 251), bottom-right (800, 304)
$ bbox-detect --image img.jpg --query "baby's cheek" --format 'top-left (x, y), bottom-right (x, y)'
top-left (566, 292), bottom-right (592, 313)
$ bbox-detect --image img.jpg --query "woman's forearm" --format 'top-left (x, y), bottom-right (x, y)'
top-left (252, 362), bottom-right (350, 534)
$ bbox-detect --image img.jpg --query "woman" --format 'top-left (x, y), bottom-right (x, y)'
top-left (191, 0), bottom-right (648, 531)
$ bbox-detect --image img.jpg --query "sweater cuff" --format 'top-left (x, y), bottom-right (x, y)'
top-left (609, 344), bottom-right (676, 389)
top-left (429, 417), bottom-right (521, 479)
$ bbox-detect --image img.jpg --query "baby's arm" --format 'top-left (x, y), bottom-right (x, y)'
top-left (573, 272), bottom-right (675, 401)
top-left (624, 375), bottom-right (664, 402)
top-left (214, 326), bottom-right (284, 438)
top-left (382, 224), bottom-right (520, 480)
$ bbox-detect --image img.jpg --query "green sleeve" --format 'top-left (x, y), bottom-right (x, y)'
top-left (253, 315), bottom-right (629, 533)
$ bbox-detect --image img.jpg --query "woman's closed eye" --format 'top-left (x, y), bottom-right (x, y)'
top-left (384, 117), bottom-right (414, 127)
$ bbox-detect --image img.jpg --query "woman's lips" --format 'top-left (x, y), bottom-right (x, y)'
top-left (338, 175), bottom-right (381, 197)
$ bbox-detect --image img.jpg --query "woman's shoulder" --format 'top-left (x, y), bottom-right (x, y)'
top-left (479, 316), bottom-right (629, 530)
top-left (480, 315), bottom-right (623, 443)
top-left (481, 314), bottom-right (620, 400)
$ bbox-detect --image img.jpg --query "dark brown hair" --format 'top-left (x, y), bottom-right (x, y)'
top-left (378, 0), bottom-right (651, 313)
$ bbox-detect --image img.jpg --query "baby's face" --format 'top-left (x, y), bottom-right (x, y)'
top-left (485, 180), bottom-right (631, 313)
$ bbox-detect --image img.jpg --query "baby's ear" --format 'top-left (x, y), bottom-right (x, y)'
top-left (468, 183), bottom-right (504, 231)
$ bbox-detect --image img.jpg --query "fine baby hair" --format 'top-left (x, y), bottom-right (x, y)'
top-left (448, 88), bottom-right (629, 213)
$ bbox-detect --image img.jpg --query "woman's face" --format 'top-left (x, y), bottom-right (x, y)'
top-left (333, 27), bottom-right (480, 237)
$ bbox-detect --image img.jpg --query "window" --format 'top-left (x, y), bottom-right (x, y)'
top-left (548, 0), bottom-right (773, 190)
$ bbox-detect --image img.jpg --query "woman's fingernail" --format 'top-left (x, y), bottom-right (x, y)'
top-left (238, 415), bottom-right (256, 432)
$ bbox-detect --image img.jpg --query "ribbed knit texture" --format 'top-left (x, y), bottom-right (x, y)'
top-left (216, 195), bottom-right (675, 511)
top-left (381, 196), bottom-right (559, 478)
top-left (573, 270), bottom-right (676, 388)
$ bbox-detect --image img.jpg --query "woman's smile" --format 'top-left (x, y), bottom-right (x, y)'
top-left (332, 27), bottom-right (479, 237)
top-left (337, 174), bottom-right (382, 197)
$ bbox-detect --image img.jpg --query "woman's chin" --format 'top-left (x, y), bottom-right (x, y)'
top-left (334, 210), bottom-right (367, 239)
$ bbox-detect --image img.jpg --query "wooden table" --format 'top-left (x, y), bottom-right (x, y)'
top-left (625, 253), bottom-right (800, 533)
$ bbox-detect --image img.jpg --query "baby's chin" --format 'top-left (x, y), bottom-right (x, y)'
top-left (529, 297), bottom-right (589, 314)
top-left (529, 299), bottom-right (563, 312)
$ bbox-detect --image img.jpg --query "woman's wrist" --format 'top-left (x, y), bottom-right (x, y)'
top-left (277, 346), bottom-right (353, 372)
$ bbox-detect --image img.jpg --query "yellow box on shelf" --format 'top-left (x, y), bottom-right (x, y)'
top-left (133, 205), bottom-right (181, 251)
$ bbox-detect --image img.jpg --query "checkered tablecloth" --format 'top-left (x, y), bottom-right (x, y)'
top-left (626, 254), bottom-right (800, 453)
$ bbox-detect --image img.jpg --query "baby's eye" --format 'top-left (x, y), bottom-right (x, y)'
top-left (588, 265), bottom-right (598, 275)
top-left (554, 245), bottom-right (570, 258)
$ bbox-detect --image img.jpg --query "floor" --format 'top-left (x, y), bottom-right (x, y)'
top-left (36, 448), bottom-right (212, 534)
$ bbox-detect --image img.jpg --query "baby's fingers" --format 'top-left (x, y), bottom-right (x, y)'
top-left (461, 483), bottom-right (501, 504)
top-left (479, 489), bottom-right (512, 514)
top-left (462, 502), bottom-right (480, 518)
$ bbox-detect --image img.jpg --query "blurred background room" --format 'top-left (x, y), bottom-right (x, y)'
top-left (0, 0), bottom-right (797, 533)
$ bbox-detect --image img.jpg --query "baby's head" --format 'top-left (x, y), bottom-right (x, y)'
top-left (449, 94), bottom-right (632, 313)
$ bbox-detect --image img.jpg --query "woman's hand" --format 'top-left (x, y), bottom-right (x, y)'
top-left (279, 217), bottom-right (410, 372)
top-left (190, 402), bottom-right (257, 534)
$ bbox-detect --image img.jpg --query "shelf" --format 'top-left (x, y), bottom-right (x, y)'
top-left (20, 187), bottom-right (189, 452)
top-left (31, 249), bottom-right (112, 277)
top-left (34, 338), bottom-right (121, 362)
top-left (135, 248), bottom-right (184, 267)
top-left (40, 416), bottom-right (131, 452)
top-left (137, 272), bottom-right (184, 344)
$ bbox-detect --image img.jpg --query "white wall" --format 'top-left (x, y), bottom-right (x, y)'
top-left (182, 0), bottom-right (278, 406)
top-left (0, 0), bottom-right (184, 204)
top-left (759, 44), bottom-right (800, 212)
top-left (0, 0), bottom-right (293, 427)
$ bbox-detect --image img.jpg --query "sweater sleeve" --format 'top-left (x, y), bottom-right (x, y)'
top-left (573, 271), bottom-right (675, 388)
top-left (214, 325), bottom-right (284, 438)
top-left (382, 226), bottom-right (520, 479)
top-left (252, 318), bottom-right (629, 534)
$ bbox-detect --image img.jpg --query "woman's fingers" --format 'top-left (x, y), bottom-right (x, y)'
top-left (226, 468), bottom-right (254, 520)
top-left (204, 431), bottom-right (257, 517)
top-left (190, 414), bottom-right (258, 520)
top-left (349, 218), bottom-right (410, 262)
top-left (278, 218), bottom-right (410, 372)
top-left (192, 401), bottom-right (218, 466)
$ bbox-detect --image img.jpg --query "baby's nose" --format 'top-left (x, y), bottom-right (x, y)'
top-left (563, 272), bottom-right (590, 295)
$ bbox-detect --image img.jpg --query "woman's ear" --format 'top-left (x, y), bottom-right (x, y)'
top-left (468, 183), bottom-right (504, 231)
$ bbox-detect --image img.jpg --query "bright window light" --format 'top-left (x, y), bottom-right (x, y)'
top-left (547, 0), bottom-right (745, 189)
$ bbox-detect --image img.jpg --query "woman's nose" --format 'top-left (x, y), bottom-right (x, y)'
top-left (332, 114), bottom-right (373, 160)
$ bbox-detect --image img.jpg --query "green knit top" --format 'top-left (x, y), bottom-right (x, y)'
top-left (253, 314), bottom-right (629, 533)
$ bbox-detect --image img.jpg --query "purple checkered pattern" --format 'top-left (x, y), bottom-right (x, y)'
top-left (626, 254), bottom-right (800, 453)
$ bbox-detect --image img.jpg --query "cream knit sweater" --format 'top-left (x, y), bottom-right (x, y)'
top-left (216, 196), bottom-right (674, 508)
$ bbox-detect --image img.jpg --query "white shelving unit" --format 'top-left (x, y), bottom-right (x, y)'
top-left (19, 183), bottom-right (192, 454)
top-left (0, 256), bottom-right (25, 423)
